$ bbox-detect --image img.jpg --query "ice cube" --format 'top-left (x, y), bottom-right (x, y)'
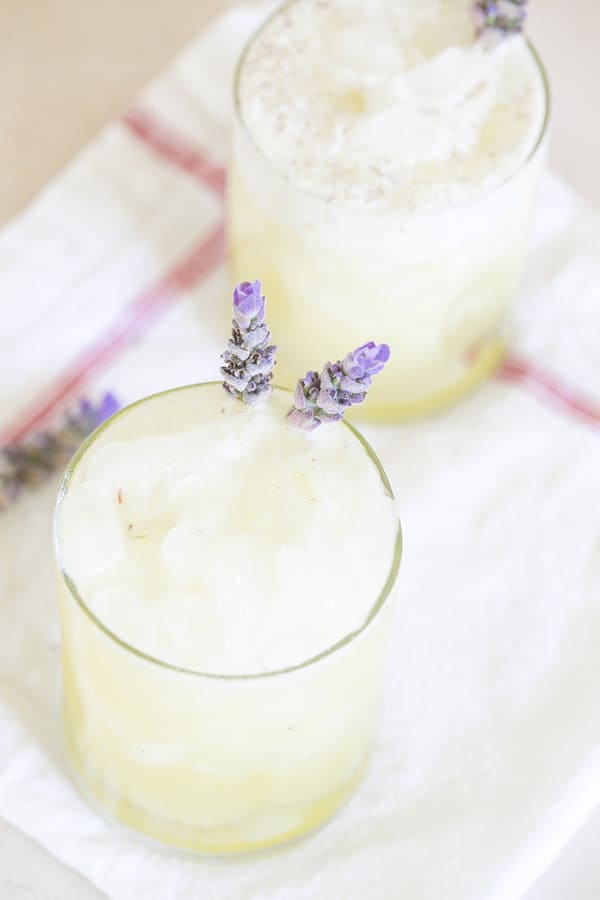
top-left (160, 520), bottom-right (206, 588)
top-left (59, 482), bottom-right (124, 582)
top-left (275, 544), bottom-right (343, 647)
top-left (405, 47), bottom-right (488, 108)
top-left (83, 438), bottom-right (173, 520)
top-left (84, 430), bottom-right (242, 522)
top-left (352, 104), bottom-right (437, 165)
top-left (232, 454), bottom-right (315, 545)
top-left (203, 536), bottom-right (276, 669)
top-left (326, 20), bottom-right (404, 80)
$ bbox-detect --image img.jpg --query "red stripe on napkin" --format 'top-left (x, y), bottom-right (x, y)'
top-left (1, 222), bottom-right (226, 446)
top-left (497, 353), bottom-right (600, 428)
top-left (122, 108), bottom-right (227, 197)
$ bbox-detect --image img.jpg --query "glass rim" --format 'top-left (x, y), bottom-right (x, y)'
top-left (232, 0), bottom-right (551, 221)
top-left (54, 382), bottom-right (402, 683)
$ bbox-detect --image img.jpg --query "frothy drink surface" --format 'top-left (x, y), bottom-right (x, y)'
top-left (237, 0), bottom-right (546, 213)
top-left (58, 386), bottom-right (398, 675)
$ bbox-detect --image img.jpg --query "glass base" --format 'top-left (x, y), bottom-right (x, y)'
top-left (65, 726), bottom-right (370, 856)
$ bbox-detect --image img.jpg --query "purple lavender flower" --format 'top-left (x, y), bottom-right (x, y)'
top-left (474, 0), bottom-right (527, 42)
top-left (76, 392), bottom-right (120, 431)
top-left (221, 280), bottom-right (277, 405)
top-left (232, 280), bottom-right (266, 329)
top-left (0, 392), bottom-right (119, 511)
top-left (287, 342), bottom-right (390, 431)
top-left (342, 342), bottom-right (391, 379)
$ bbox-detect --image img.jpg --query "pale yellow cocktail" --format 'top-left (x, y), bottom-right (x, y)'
top-left (229, 0), bottom-right (550, 419)
top-left (54, 384), bottom-right (401, 853)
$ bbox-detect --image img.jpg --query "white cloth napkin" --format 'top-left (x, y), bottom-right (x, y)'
top-left (1, 6), bottom-right (600, 899)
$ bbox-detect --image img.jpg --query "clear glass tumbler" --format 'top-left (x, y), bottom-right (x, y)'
top-left (228, 6), bottom-right (550, 421)
top-left (54, 384), bottom-right (402, 854)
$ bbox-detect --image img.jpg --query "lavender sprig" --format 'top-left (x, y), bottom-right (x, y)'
top-left (288, 342), bottom-right (390, 431)
top-left (221, 280), bottom-right (277, 405)
top-left (474, 1), bottom-right (527, 43)
top-left (0, 393), bottom-right (119, 511)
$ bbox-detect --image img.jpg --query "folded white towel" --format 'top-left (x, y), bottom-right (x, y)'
top-left (1, 7), bottom-right (600, 900)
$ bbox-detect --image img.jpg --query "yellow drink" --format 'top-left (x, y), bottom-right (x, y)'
top-left (55, 384), bottom-right (401, 853)
top-left (229, 0), bottom-right (550, 419)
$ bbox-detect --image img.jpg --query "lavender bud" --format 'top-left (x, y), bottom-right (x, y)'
top-left (287, 342), bottom-right (390, 430)
top-left (232, 280), bottom-right (266, 328)
top-left (286, 407), bottom-right (320, 431)
top-left (343, 342), bottom-right (391, 379)
top-left (474, 0), bottom-right (527, 42)
top-left (0, 392), bottom-right (119, 512)
top-left (222, 280), bottom-right (277, 405)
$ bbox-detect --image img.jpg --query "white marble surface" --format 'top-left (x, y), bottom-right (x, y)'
top-left (1, 1), bottom-right (599, 898)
